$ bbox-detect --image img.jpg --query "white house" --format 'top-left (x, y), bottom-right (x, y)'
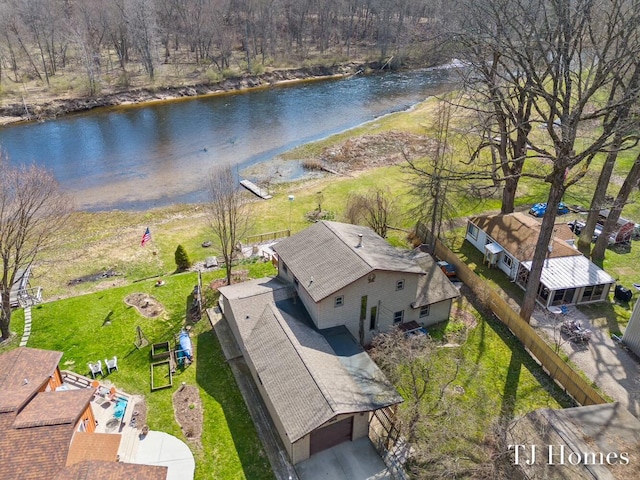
top-left (622, 297), bottom-right (640, 357)
top-left (466, 213), bottom-right (614, 308)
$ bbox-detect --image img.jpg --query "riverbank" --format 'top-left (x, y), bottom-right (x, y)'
top-left (0, 61), bottom-right (385, 126)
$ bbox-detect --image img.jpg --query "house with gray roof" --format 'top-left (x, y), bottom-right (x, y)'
top-left (217, 221), bottom-right (460, 463)
top-left (273, 221), bottom-right (460, 345)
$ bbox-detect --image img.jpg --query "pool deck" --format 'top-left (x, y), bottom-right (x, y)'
top-left (61, 371), bottom-right (144, 463)
top-left (60, 370), bottom-right (194, 477)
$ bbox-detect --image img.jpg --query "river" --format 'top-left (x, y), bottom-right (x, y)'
top-left (0, 67), bottom-right (454, 211)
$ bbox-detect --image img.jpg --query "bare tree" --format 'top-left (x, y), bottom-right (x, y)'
top-left (370, 328), bottom-right (458, 443)
top-left (591, 152), bottom-right (640, 261)
top-left (405, 99), bottom-right (461, 254)
top-left (456, 0), bottom-right (640, 322)
top-left (577, 59), bottom-right (640, 256)
top-left (0, 153), bottom-right (73, 341)
top-left (205, 164), bottom-right (252, 285)
top-left (343, 187), bottom-right (396, 238)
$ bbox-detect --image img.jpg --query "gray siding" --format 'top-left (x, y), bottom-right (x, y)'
top-left (623, 299), bottom-right (640, 357)
top-left (314, 270), bottom-right (420, 344)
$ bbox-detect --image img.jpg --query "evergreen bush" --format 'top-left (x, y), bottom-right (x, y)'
top-left (174, 244), bottom-right (192, 271)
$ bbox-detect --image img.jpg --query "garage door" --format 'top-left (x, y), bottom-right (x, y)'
top-left (309, 417), bottom-right (353, 456)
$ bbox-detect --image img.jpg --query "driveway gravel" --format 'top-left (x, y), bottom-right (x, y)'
top-left (528, 304), bottom-right (640, 416)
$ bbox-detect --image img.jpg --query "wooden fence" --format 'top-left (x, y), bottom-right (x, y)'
top-left (244, 229), bottom-right (290, 245)
top-left (434, 240), bottom-right (607, 407)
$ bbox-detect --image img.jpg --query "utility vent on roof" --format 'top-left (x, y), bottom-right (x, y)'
top-left (357, 234), bottom-right (363, 248)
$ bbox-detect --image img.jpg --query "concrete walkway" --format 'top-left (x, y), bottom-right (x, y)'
top-left (19, 306), bottom-right (32, 346)
top-left (134, 431), bottom-right (195, 480)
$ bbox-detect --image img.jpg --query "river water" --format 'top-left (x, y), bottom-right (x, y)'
top-left (0, 68), bottom-right (454, 211)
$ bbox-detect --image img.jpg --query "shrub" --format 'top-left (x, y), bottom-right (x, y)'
top-left (174, 245), bottom-right (192, 272)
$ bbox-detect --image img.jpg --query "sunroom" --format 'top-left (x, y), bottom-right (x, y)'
top-left (515, 255), bottom-right (615, 308)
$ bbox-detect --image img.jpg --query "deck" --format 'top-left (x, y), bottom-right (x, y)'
top-left (239, 179), bottom-right (272, 199)
top-left (60, 370), bottom-right (143, 462)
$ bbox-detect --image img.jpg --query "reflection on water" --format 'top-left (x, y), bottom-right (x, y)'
top-left (0, 69), bottom-right (453, 210)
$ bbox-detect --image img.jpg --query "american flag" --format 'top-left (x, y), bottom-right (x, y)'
top-left (140, 227), bottom-right (151, 247)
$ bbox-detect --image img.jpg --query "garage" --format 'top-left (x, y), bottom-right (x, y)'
top-left (309, 417), bottom-right (353, 456)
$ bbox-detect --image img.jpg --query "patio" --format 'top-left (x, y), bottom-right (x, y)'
top-left (61, 371), bottom-right (144, 462)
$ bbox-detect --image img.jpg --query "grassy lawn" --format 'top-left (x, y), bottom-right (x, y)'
top-left (20, 262), bottom-right (276, 480)
top-left (7, 86), bottom-right (640, 478)
top-left (402, 293), bottom-right (575, 468)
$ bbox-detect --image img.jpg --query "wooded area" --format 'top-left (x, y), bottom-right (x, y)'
top-left (0, 0), bottom-right (450, 97)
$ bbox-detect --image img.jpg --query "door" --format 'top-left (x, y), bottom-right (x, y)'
top-left (309, 417), bottom-right (354, 456)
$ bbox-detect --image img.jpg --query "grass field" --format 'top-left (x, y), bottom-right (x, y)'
top-left (16, 264), bottom-right (276, 480)
top-left (4, 91), bottom-right (640, 478)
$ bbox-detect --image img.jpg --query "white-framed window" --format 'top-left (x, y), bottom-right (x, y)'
top-left (396, 279), bottom-right (405, 291)
top-left (393, 310), bottom-right (404, 324)
top-left (467, 223), bottom-right (478, 240)
top-left (420, 305), bottom-right (430, 318)
top-left (502, 255), bottom-right (513, 268)
top-left (335, 295), bottom-right (344, 307)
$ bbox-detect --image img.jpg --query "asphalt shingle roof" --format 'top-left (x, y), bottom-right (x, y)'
top-left (223, 278), bottom-right (403, 443)
top-left (55, 460), bottom-right (168, 480)
top-left (273, 221), bottom-right (422, 301)
top-left (409, 251), bottom-right (460, 307)
top-left (469, 212), bottom-right (581, 261)
top-left (0, 347), bottom-right (63, 413)
top-left (14, 389), bottom-right (93, 429)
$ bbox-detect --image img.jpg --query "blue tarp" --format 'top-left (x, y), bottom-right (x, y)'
top-left (177, 331), bottom-right (193, 365)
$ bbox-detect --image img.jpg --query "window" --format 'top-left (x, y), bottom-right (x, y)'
top-left (502, 255), bottom-right (513, 268)
top-left (335, 295), bottom-right (344, 307)
top-left (467, 223), bottom-right (478, 240)
top-left (420, 305), bottom-right (430, 318)
top-left (396, 279), bottom-right (405, 291)
top-left (369, 306), bottom-right (378, 330)
top-left (581, 284), bottom-right (605, 303)
top-left (282, 262), bottom-right (288, 273)
top-left (393, 310), bottom-right (404, 324)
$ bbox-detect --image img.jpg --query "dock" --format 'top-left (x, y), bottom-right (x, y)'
top-left (240, 179), bottom-right (272, 199)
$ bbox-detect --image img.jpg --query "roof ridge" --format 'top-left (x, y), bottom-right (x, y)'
top-left (321, 221), bottom-right (375, 270)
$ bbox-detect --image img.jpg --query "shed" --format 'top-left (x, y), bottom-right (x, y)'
top-left (622, 297), bottom-right (640, 357)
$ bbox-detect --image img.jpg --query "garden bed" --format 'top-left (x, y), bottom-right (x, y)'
top-left (151, 341), bottom-right (171, 360)
top-left (150, 360), bottom-right (173, 391)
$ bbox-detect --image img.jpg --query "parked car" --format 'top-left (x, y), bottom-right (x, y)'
top-left (568, 220), bottom-right (601, 241)
top-left (529, 202), bottom-right (570, 217)
top-left (436, 260), bottom-right (456, 278)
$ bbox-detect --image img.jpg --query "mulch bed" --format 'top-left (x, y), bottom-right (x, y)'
top-left (124, 293), bottom-right (164, 318)
top-left (173, 384), bottom-right (203, 446)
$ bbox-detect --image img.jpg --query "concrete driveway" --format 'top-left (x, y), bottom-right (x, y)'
top-left (295, 438), bottom-right (392, 480)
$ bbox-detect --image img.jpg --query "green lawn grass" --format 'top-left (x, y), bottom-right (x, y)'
top-left (10, 85), bottom-right (640, 477)
top-left (23, 263), bottom-right (276, 480)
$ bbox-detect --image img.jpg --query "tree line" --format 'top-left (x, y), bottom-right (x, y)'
top-left (0, 0), bottom-right (449, 94)
top-left (401, 0), bottom-right (640, 323)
